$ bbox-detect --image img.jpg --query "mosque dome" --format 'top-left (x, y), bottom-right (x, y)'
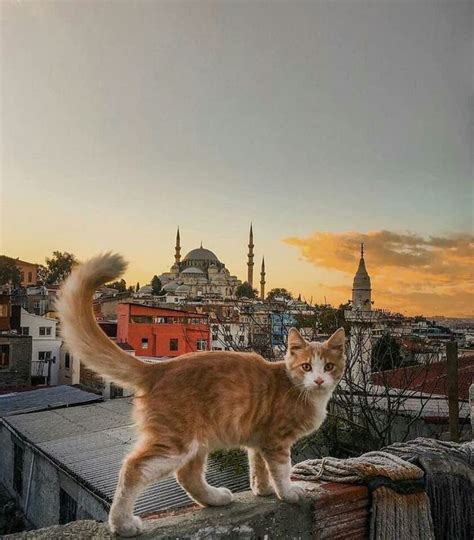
top-left (183, 247), bottom-right (219, 263)
top-left (176, 284), bottom-right (191, 293)
top-left (181, 267), bottom-right (205, 275)
top-left (162, 281), bottom-right (179, 292)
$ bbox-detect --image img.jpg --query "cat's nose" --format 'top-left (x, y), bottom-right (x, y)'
top-left (314, 377), bottom-right (324, 386)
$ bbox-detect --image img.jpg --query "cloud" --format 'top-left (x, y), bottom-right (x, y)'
top-left (283, 230), bottom-right (474, 317)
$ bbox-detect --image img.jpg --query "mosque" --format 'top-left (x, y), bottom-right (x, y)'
top-left (157, 225), bottom-right (266, 300)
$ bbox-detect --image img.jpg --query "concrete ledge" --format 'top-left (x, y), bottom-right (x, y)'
top-left (5, 489), bottom-right (317, 539)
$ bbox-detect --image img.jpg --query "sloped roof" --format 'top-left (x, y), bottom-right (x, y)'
top-left (371, 356), bottom-right (474, 400)
top-left (4, 398), bottom-right (250, 516)
top-left (0, 385), bottom-right (102, 417)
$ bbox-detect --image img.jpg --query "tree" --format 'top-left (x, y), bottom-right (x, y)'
top-left (371, 333), bottom-right (403, 371)
top-left (236, 282), bottom-right (257, 299)
top-left (151, 275), bottom-right (162, 296)
top-left (135, 282), bottom-right (140, 292)
top-left (36, 264), bottom-right (48, 285)
top-left (45, 251), bottom-right (78, 284)
top-left (106, 279), bottom-right (127, 292)
top-left (318, 303), bottom-right (350, 334)
top-left (0, 256), bottom-right (21, 287)
top-left (266, 288), bottom-right (293, 302)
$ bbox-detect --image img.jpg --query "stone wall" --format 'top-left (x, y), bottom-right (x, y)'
top-left (0, 335), bottom-right (32, 388)
top-left (0, 427), bottom-right (108, 530)
top-left (5, 484), bottom-right (370, 539)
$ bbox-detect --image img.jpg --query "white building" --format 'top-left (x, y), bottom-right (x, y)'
top-left (19, 309), bottom-right (62, 385)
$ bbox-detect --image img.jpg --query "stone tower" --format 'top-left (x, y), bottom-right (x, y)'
top-left (345, 243), bottom-right (377, 384)
top-left (175, 227), bottom-right (181, 265)
top-left (247, 223), bottom-right (254, 287)
top-left (352, 243), bottom-right (371, 310)
top-left (260, 256), bottom-right (266, 300)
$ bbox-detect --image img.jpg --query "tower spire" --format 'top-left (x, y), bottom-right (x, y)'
top-left (174, 227), bottom-right (181, 265)
top-left (260, 256), bottom-right (266, 300)
top-left (247, 223), bottom-right (254, 287)
top-left (352, 243), bottom-right (371, 311)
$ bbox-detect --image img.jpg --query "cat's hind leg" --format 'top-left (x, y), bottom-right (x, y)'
top-left (248, 448), bottom-right (274, 496)
top-left (176, 451), bottom-right (234, 507)
top-left (109, 443), bottom-right (196, 537)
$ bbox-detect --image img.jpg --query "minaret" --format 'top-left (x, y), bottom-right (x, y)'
top-left (352, 242), bottom-right (372, 311)
top-left (174, 227), bottom-right (181, 265)
top-left (247, 223), bottom-right (254, 287)
top-left (345, 242), bottom-right (376, 384)
top-left (260, 256), bottom-right (266, 300)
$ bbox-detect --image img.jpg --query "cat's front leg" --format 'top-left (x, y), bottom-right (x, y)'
top-left (248, 448), bottom-right (274, 496)
top-left (260, 447), bottom-right (307, 503)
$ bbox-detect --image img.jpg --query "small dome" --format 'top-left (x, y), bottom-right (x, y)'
top-left (181, 267), bottom-right (205, 275)
top-left (162, 281), bottom-right (179, 292)
top-left (183, 247), bottom-right (219, 262)
top-left (137, 284), bottom-right (152, 294)
top-left (176, 284), bottom-right (191, 292)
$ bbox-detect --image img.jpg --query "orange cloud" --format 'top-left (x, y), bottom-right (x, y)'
top-left (284, 231), bottom-right (474, 317)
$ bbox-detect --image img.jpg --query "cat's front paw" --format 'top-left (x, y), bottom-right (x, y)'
top-left (280, 484), bottom-right (308, 504)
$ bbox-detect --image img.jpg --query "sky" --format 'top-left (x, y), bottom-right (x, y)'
top-left (1, 1), bottom-right (472, 317)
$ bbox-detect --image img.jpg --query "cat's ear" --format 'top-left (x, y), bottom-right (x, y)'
top-left (326, 327), bottom-right (345, 352)
top-left (287, 328), bottom-right (307, 353)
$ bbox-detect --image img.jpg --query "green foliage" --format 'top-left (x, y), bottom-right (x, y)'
top-left (0, 256), bottom-right (21, 287)
top-left (266, 288), bottom-right (293, 302)
top-left (151, 275), bottom-right (162, 295)
top-left (317, 303), bottom-right (350, 334)
top-left (106, 279), bottom-right (127, 292)
top-left (45, 251), bottom-right (78, 284)
top-left (36, 265), bottom-right (48, 285)
top-left (236, 281), bottom-right (257, 299)
top-left (135, 282), bottom-right (140, 292)
top-left (371, 333), bottom-right (403, 371)
top-left (211, 448), bottom-right (247, 475)
top-left (293, 412), bottom-right (379, 460)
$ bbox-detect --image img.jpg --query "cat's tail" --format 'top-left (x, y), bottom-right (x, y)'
top-left (56, 253), bottom-right (149, 391)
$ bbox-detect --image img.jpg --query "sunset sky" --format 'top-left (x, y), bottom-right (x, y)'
top-left (1, 1), bottom-right (472, 317)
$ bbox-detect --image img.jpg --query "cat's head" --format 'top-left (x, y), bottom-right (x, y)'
top-left (285, 327), bottom-right (346, 393)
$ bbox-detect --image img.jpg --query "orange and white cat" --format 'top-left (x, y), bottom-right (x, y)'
top-left (57, 253), bottom-right (346, 537)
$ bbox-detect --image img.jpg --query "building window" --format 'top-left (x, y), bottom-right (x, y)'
top-left (141, 338), bottom-right (149, 349)
top-left (59, 488), bottom-right (77, 524)
top-left (0, 345), bottom-right (10, 369)
top-left (20, 327), bottom-right (30, 336)
top-left (170, 338), bottom-right (178, 351)
top-left (197, 340), bottom-right (207, 351)
top-left (38, 351), bottom-right (52, 361)
top-left (28, 272), bottom-right (32, 283)
top-left (39, 327), bottom-right (52, 336)
top-left (64, 353), bottom-right (71, 369)
top-left (20, 271), bottom-right (24, 282)
top-left (13, 443), bottom-right (24, 496)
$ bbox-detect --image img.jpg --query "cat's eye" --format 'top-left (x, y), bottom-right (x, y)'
top-left (301, 363), bottom-right (312, 372)
top-left (324, 363), bottom-right (335, 372)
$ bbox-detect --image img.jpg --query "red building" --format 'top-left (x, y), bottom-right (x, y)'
top-left (116, 303), bottom-right (210, 357)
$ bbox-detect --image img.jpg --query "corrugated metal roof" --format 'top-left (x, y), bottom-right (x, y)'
top-left (0, 385), bottom-right (102, 417)
top-left (4, 398), bottom-right (250, 516)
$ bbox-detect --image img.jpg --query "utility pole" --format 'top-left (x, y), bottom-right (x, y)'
top-left (446, 340), bottom-right (459, 442)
